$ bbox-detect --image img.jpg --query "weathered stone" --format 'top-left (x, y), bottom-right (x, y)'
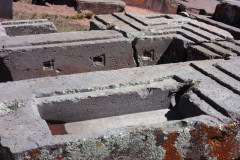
top-left (1, 19), bottom-right (57, 37)
top-left (0, 0), bottom-right (12, 19)
top-left (0, 30), bottom-right (135, 81)
top-left (91, 12), bottom-right (237, 66)
top-left (0, 58), bottom-right (239, 159)
top-left (0, 12), bottom-right (240, 159)
top-left (76, 0), bottom-right (126, 14)
top-left (212, 1), bottom-right (240, 28)
top-left (177, 0), bottom-right (220, 15)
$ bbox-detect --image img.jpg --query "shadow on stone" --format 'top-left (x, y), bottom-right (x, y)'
top-left (0, 58), bottom-right (13, 82)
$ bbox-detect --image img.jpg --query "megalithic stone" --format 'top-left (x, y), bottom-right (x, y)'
top-left (0, 0), bottom-right (13, 19)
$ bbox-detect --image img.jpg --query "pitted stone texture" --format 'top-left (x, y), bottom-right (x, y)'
top-left (1, 19), bottom-right (57, 37)
top-left (193, 14), bottom-right (240, 40)
top-left (92, 12), bottom-right (233, 41)
top-left (0, 30), bottom-right (135, 81)
top-left (91, 12), bottom-right (238, 66)
top-left (76, 0), bottom-right (125, 14)
top-left (0, 0), bottom-right (12, 19)
top-left (212, 1), bottom-right (240, 28)
top-left (0, 58), bottom-right (240, 159)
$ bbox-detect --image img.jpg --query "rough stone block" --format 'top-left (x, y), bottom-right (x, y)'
top-left (133, 35), bottom-right (173, 66)
top-left (0, 30), bottom-right (135, 81)
top-left (1, 19), bottom-right (57, 37)
top-left (0, 58), bottom-right (239, 159)
top-left (193, 14), bottom-right (240, 40)
top-left (91, 12), bottom-right (237, 65)
top-left (0, 0), bottom-right (12, 19)
top-left (178, 0), bottom-right (220, 15)
top-left (212, 1), bottom-right (240, 28)
top-left (77, 0), bottom-right (126, 14)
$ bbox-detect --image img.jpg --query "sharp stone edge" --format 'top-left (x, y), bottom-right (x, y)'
top-left (0, 58), bottom-right (239, 159)
top-left (0, 11), bottom-right (239, 160)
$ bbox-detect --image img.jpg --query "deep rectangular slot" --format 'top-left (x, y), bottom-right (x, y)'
top-left (146, 15), bottom-right (172, 19)
top-left (37, 79), bottom-right (187, 135)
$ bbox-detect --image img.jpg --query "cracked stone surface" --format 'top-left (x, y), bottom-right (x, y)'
top-left (1, 19), bottom-right (57, 37)
top-left (0, 7), bottom-right (240, 159)
top-left (76, 0), bottom-right (126, 14)
top-left (0, 58), bottom-right (239, 159)
top-left (191, 1), bottom-right (240, 40)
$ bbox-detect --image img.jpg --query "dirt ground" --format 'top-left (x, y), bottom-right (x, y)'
top-left (1, 0), bottom-right (157, 32)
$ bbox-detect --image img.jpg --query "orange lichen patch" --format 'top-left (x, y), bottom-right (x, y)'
top-left (28, 149), bottom-right (41, 158)
top-left (207, 124), bottom-right (240, 160)
top-left (162, 132), bottom-right (181, 160)
top-left (187, 123), bottom-right (240, 159)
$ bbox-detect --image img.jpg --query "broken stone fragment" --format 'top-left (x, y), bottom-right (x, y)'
top-left (212, 1), bottom-right (240, 28)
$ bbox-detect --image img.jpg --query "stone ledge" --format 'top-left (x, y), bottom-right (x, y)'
top-left (0, 58), bottom-right (239, 159)
top-left (1, 19), bottom-right (57, 37)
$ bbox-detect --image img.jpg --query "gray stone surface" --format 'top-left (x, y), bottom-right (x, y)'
top-left (0, 0), bottom-right (12, 19)
top-left (1, 19), bottom-right (57, 37)
top-left (0, 58), bottom-right (239, 159)
top-left (0, 30), bottom-right (135, 81)
top-left (177, 0), bottom-right (220, 15)
top-left (77, 0), bottom-right (126, 14)
top-left (91, 12), bottom-right (238, 66)
top-left (192, 14), bottom-right (240, 40)
top-left (0, 11), bottom-right (240, 160)
top-left (0, 25), bottom-right (7, 37)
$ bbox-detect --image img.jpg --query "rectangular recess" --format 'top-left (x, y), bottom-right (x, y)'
top-left (36, 78), bottom-right (186, 135)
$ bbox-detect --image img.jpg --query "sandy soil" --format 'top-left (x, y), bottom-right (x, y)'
top-left (1, 1), bottom-right (159, 31)
top-left (125, 5), bottom-right (158, 14)
top-left (14, 2), bottom-right (77, 16)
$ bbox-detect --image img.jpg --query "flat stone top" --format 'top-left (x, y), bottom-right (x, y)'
top-left (78, 0), bottom-right (126, 5)
top-left (0, 30), bottom-right (125, 49)
top-left (1, 19), bottom-right (50, 26)
top-left (92, 12), bottom-right (233, 40)
top-left (0, 58), bottom-right (240, 154)
top-left (0, 58), bottom-right (239, 113)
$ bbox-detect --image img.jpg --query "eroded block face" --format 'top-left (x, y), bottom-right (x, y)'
top-left (0, 58), bottom-right (239, 159)
top-left (190, 1), bottom-right (240, 40)
top-left (76, 0), bottom-right (126, 14)
top-left (0, 0), bottom-right (12, 19)
top-left (213, 1), bottom-right (240, 28)
top-left (0, 11), bottom-right (240, 159)
top-left (0, 30), bottom-right (135, 81)
top-left (1, 19), bottom-right (57, 36)
top-left (91, 12), bottom-right (239, 66)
